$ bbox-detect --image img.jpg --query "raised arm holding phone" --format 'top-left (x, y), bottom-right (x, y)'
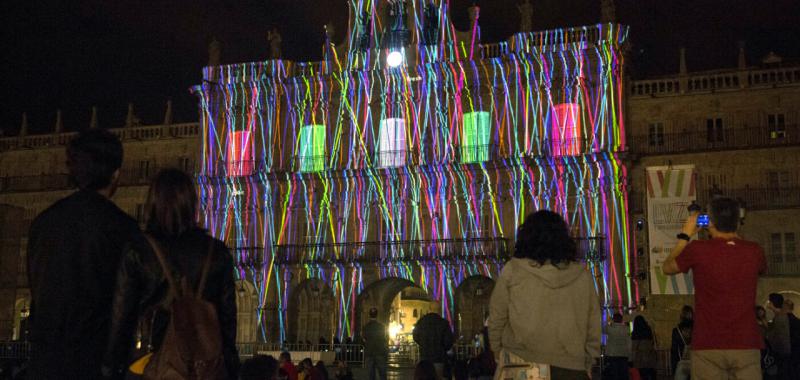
top-left (660, 197), bottom-right (767, 379)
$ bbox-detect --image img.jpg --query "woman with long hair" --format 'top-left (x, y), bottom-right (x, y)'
top-left (102, 168), bottom-right (239, 378)
top-left (631, 316), bottom-right (657, 380)
top-left (488, 210), bottom-right (601, 380)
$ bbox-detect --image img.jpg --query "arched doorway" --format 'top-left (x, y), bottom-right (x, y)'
top-left (454, 275), bottom-right (494, 341)
top-left (235, 280), bottom-right (259, 343)
top-left (287, 278), bottom-right (335, 344)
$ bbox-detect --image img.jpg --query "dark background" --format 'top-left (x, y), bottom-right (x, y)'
top-left (2, 0), bottom-right (798, 135)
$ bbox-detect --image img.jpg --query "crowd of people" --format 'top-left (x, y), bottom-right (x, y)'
top-left (16, 128), bottom-right (800, 380)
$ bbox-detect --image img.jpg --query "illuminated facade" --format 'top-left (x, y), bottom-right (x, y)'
top-left (193, 1), bottom-right (635, 342)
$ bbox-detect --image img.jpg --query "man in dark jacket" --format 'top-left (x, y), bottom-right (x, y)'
top-left (362, 308), bottom-right (388, 380)
top-left (26, 129), bottom-right (142, 379)
top-left (413, 312), bottom-right (454, 378)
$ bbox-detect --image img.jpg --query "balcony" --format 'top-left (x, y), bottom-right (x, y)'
top-left (629, 124), bottom-right (800, 155)
top-left (767, 260), bottom-right (800, 277)
top-left (0, 173), bottom-right (70, 193)
top-left (456, 144), bottom-right (499, 164)
top-left (274, 237), bottom-right (510, 266)
top-left (292, 155), bottom-right (326, 173)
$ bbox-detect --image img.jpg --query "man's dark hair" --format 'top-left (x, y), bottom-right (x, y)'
top-left (279, 351), bottom-right (292, 361)
top-left (66, 129), bottom-right (123, 190)
top-left (514, 210), bottom-right (577, 266)
top-left (369, 307), bottom-right (378, 319)
top-left (709, 197), bottom-right (740, 233)
top-left (769, 293), bottom-right (784, 308)
top-left (145, 169), bottom-right (198, 237)
top-left (240, 355), bottom-right (278, 380)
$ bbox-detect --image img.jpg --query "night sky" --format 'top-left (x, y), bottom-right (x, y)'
top-left (2, 0), bottom-right (798, 135)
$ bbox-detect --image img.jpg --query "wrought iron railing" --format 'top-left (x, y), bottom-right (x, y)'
top-left (629, 124), bottom-right (800, 155)
top-left (766, 260), bottom-right (800, 276)
top-left (0, 341), bottom-right (29, 360)
top-left (293, 155), bottom-right (327, 173)
top-left (274, 237), bottom-right (509, 265)
top-left (0, 173), bottom-right (70, 193)
top-left (374, 149), bottom-right (416, 168)
top-left (696, 186), bottom-right (800, 211)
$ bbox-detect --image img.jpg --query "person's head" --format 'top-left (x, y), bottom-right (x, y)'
top-left (680, 305), bottom-right (693, 321)
top-left (145, 169), bottom-right (198, 237)
top-left (612, 313), bottom-right (623, 323)
top-left (514, 210), bottom-right (577, 266)
top-left (708, 197), bottom-right (740, 234)
top-left (240, 355), bottom-right (278, 380)
top-left (631, 316), bottom-right (653, 340)
top-left (414, 360), bottom-right (440, 380)
top-left (769, 293), bottom-right (784, 310)
top-left (67, 129), bottom-right (123, 194)
top-left (755, 305), bottom-right (767, 319)
top-left (279, 351), bottom-right (292, 364)
top-left (300, 358), bottom-right (313, 371)
top-left (369, 307), bottom-right (378, 319)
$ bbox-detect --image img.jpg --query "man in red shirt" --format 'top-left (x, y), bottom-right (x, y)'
top-left (662, 197), bottom-right (766, 379)
top-left (279, 351), bottom-right (299, 380)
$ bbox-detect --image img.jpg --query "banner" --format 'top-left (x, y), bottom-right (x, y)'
top-left (646, 165), bottom-right (696, 295)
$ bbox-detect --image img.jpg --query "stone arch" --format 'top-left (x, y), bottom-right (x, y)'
top-left (287, 278), bottom-right (335, 344)
top-left (454, 275), bottom-right (495, 340)
top-left (235, 280), bottom-right (259, 343)
top-left (354, 277), bottom-right (439, 342)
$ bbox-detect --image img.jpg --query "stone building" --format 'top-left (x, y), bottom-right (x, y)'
top-left (0, 117), bottom-right (201, 340)
top-left (627, 47), bottom-right (800, 345)
top-left (193, 0), bottom-right (632, 344)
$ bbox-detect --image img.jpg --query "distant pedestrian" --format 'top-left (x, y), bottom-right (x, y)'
top-left (102, 169), bottom-right (239, 378)
top-left (280, 351), bottom-right (299, 380)
top-left (26, 129), bottom-right (142, 379)
top-left (766, 293), bottom-right (791, 379)
top-left (669, 305), bottom-right (693, 375)
top-left (488, 210), bottom-right (601, 380)
top-left (362, 307), bottom-right (389, 380)
top-left (630, 316), bottom-right (657, 380)
top-left (604, 313), bottom-right (631, 380)
top-left (413, 312), bottom-right (455, 378)
top-left (241, 354), bottom-right (279, 380)
top-left (662, 197), bottom-right (766, 379)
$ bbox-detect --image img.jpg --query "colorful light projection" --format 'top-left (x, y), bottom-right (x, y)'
top-left (194, 22), bottom-right (633, 341)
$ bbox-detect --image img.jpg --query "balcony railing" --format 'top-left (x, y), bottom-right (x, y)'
top-left (0, 123), bottom-right (200, 152)
top-left (697, 186), bottom-right (800, 211)
top-left (0, 341), bottom-right (29, 360)
top-left (293, 155), bottom-right (327, 173)
top-left (274, 237), bottom-right (509, 265)
top-left (629, 124), bottom-right (800, 155)
top-left (766, 260), bottom-right (800, 276)
top-left (375, 149), bottom-right (417, 168)
top-left (0, 173), bottom-right (70, 193)
top-left (456, 144), bottom-right (499, 164)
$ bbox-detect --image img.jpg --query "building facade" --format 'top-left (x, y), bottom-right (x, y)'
top-left (193, 1), bottom-right (633, 344)
top-left (627, 48), bottom-right (800, 344)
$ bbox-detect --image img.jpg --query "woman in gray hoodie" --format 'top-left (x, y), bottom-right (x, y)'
top-left (488, 210), bottom-right (601, 380)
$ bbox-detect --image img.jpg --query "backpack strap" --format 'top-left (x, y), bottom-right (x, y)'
top-left (145, 234), bottom-right (181, 298)
top-left (196, 238), bottom-right (215, 296)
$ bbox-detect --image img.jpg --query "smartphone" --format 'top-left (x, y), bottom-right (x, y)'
top-left (697, 214), bottom-right (710, 228)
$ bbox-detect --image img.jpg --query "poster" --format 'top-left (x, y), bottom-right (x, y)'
top-left (647, 165), bottom-right (696, 295)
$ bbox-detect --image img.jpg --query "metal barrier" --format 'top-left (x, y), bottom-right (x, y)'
top-left (236, 343), bottom-right (365, 366)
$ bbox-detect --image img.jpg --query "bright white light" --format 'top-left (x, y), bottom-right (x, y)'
top-left (387, 50), bottom-right (403, 68)
top-left (388, 321), bottom-right (403, 340)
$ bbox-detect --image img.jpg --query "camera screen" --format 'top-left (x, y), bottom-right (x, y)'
top-left (697, 214), bottom-right (710, 227)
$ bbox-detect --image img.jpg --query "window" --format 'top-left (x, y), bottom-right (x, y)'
top-left (768, 114), bottom-right (786, 139)
top-left (771, 232), bottom-right (797, 264)
top-left (551, 103), bottom-right (582, 156)
top-left (298, 125), bottom-right (326, 172)
top-left (648, 122), bottom-right (664, 146)
top-left (378, 118), bottom-right (407, 168)
top-left (706, 118), bottom-right (724, 142)
top-left (461, 111), bottom-right (491, 163)
top-left (138, 160), bottom-right (151, 179)
top-left (227, 130), bottom-right (254, 176)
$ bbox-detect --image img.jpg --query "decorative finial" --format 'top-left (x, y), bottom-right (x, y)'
top-left (208, 37), bottom-right (221, 66)
top-left (679, 47), bottom-right (687, 75)
top-left (19, 112), bottom-right (28, 137)
top-left (125, 102), bottom-right (139, 127)
top-left (163, 99), bottom-right (173, 125)
top-left (517, 0), bottom-right (533, 33)
top-left (600, 0), bottom-right (616, 23)
top-left (90, 106), bottom-right (98, 129)
top-left (267, 28), bottom-right (282, 59)
top-left (738, 41), bottom-right (746, 70)
top-left (55, 109), bottom-right (63, 134)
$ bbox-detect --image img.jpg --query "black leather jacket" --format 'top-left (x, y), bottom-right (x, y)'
top-left (103, 228), bottom-right (239, 378)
